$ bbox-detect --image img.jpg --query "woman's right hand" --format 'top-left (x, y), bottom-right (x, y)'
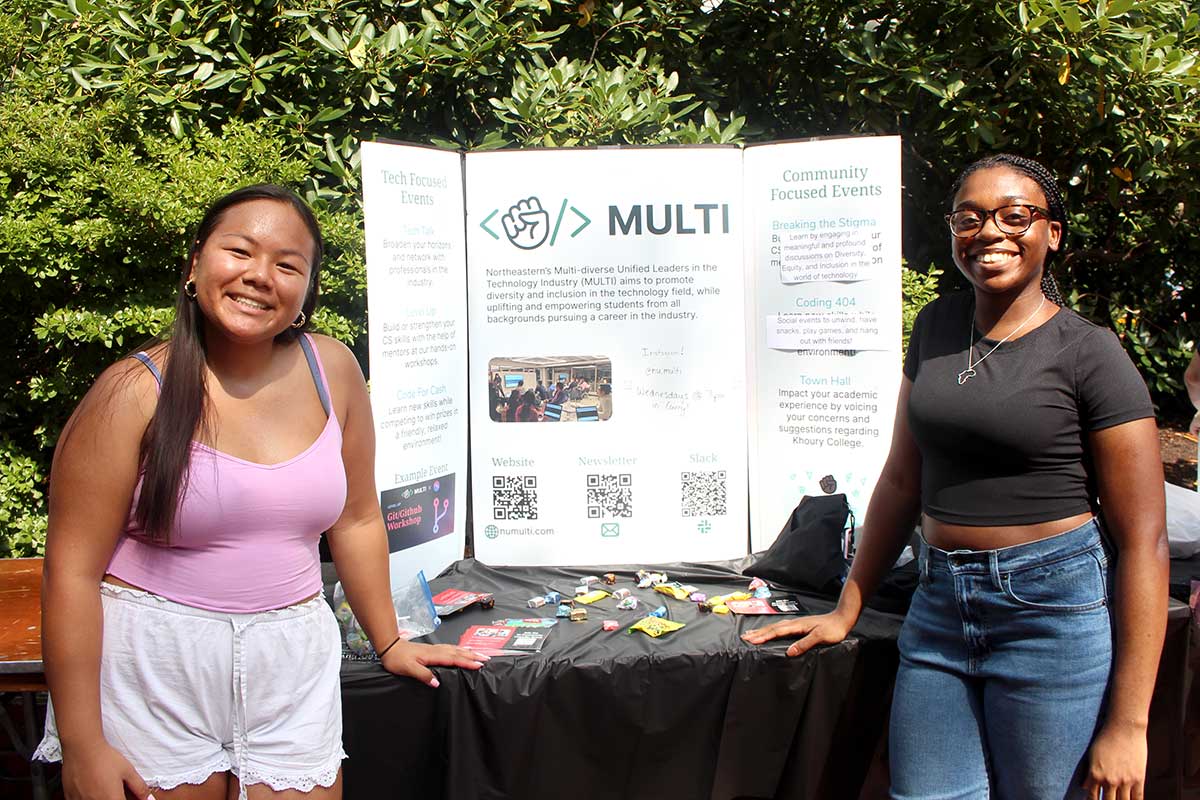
top-left (740, 610), bottom-right (856, 657)
top-left (380, 640), bottom-right (490, 687)
top-left (63, 740), bottom-right (154, 800)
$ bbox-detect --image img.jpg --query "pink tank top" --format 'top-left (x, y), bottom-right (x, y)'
top-left (107, 335), bottom-right (348, 612)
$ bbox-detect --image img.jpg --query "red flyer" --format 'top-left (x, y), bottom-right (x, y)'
top-left (727, 598), bottom-right (777, 615)
top-left (458, 625), bottom-right (548, 656)
top-left (727, 597), bottom-right (804, 615)
top-left (432, 589), bottom-right (487, 616)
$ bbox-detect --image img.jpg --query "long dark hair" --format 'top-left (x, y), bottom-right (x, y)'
top-left (949, 153), bottom-right (1069, 306)
top-left (134, 184), bottom-right (324, 541)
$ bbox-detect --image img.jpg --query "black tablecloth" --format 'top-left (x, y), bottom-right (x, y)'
top-left (339, 558), bottom-right (905, 800)
top-left (1171, 554), bottom-right (1200, 601)
top-left (335, 558), bottom-right (1195, 800)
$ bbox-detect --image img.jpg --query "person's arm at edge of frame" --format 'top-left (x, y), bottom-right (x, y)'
top-left (1185, 353), bottom-right (1200, 436)
top-left (1082, 417), bottom-right (1168, 800)
top-left (42, 359), bottom-right (157, 800)
top-left (317, 337), bottom-right (488, 687)
top-left (742, 378), bottom-right (922, 656)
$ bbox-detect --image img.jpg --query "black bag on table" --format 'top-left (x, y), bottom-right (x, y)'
top-left (744, 493), bottom-right (919, 614)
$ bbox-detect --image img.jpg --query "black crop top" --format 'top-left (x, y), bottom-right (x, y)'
top-left (904, 292), bottom-right (1154, 526)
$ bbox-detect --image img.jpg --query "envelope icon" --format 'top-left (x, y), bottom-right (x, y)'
top-left (600, 523), bottom-right (620, 538)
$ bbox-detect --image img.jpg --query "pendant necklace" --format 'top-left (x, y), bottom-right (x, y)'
top-left (958, 295), bottom-right (1045, 385)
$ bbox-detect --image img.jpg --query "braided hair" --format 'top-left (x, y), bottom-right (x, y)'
top-left (949, 154), bottom-right (1068, 306)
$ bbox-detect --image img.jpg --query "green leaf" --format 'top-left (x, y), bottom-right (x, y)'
top-left (202, 69), bottom-right (238, 89)
top-left (306, 25), bottom-right (341, 55)
top-left (348, 37), bottom-right (367, 67)
top-left (1061, 5), bottom-right (1083, 34)
top-left (382, 24), bottom-right (403, 52)
top-left (314, 106), bottom-right (351, 123)
top-left (1107, 0), bottom-right (1135, 17)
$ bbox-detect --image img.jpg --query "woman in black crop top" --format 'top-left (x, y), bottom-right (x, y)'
top-left (746, 155), bottom-right (1167, 799)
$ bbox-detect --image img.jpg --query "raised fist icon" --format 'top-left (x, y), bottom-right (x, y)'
top-left (502, 197), bottom-right (550, 250)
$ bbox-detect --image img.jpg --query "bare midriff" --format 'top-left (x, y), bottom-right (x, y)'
top-left (101, 574), bottom-right (320, 609)
top-left (923, 511), bottom-right (1095, 552)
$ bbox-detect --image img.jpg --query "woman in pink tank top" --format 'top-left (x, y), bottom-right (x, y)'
top-left (38, 185), bottom-right (488, 800)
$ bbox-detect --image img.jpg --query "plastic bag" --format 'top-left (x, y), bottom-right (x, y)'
top-left (1165, 481), bottom-right (1200, 558)
top-left (333, 570), bottom-right (440, 659)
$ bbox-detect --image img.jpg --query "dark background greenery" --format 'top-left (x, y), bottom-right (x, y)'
top-left (2, 0), bottom-right (1196, 556)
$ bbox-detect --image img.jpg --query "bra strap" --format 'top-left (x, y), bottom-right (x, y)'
top-left (132, 343), bottom-right (331, 415)
top-left (131, 352), bottom-right (162, 386)
top-left (298, 334), bottom-right (332, 418)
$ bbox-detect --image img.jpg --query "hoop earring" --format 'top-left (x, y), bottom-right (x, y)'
top-left (291, 311), bottom-right (307, 329)
top-left (183, 280), bottom-right (197, 300)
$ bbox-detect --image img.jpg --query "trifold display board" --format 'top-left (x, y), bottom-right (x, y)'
top-left (361, 138), bottom-right (902, 582)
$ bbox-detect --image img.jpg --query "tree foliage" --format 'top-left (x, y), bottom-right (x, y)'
top-left (2, 0), bottom-right (1197, 555)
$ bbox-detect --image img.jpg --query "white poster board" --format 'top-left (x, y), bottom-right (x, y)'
top-left (361, 142), bottom-right (469, 584)
top-left (744, 137), bottom-right (903, 551)
top-left (360, 137), bottom-right (903, 567)
top-left (465, 148), bottom-right (750, 565)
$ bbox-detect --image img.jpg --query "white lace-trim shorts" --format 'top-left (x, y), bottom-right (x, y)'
top-left (34, 583), bottom-right (346, 795)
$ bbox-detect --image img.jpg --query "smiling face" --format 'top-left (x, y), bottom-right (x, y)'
top-left (188, 198), bottom-right (317, 345)
top-left (950, 166), bottom-right (1062, 298)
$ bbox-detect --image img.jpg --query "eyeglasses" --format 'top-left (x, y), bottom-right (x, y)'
top-left (945, 204), bottom-right (1051, 238)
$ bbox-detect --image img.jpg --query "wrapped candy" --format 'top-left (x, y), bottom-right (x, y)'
top-left (629, 616), bottom-right (685, 637)
top-left (654, 582), bottom-right (698, 601)
top-left (637, 571), bottom-right (668, 589)
top-left (706, 591), bottom-right (751, 609)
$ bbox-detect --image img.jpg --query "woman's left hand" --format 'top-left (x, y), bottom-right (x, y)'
top-left (379, 640), bottom-right (489, 688)
top-left (1082, 721), bottom-right (1147, 800)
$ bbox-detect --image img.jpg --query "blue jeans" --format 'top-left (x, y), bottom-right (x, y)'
top-left (890, 519), bottom-right (1113, 800)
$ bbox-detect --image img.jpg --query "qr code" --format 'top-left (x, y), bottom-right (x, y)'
top-left (586, 473), bottom-right (633, 519)
top-left (681, 470), bottom-right (727, 517)
top-left (493, 475), bottom-right (538, 520)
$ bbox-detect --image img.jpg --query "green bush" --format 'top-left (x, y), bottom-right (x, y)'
top-left (0, 442), bottom-right (47, 558)
top-left (902, 265), bottom-right (943, 353)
